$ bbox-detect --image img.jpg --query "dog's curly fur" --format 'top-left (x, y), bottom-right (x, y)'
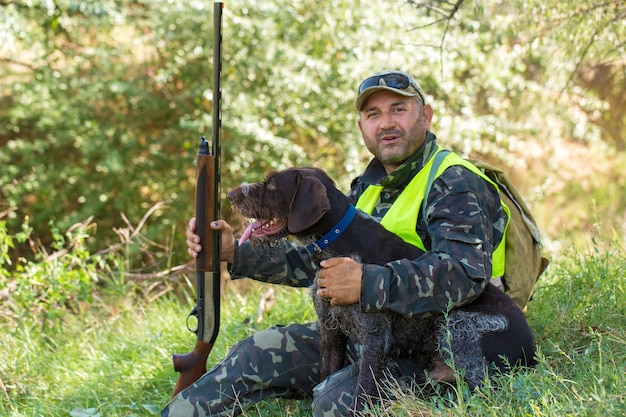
top-left (228, 167), bottom-right (536, 415)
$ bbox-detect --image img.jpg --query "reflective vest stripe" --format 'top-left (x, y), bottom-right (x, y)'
top-left (355, 149), bottom-right (510, 278)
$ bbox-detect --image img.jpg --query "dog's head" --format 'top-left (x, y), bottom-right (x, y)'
top-left (228, 167), bottom-right (340, 244)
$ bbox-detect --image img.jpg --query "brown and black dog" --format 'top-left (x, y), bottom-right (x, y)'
top-left (228, 167), bottom-right (535, 415)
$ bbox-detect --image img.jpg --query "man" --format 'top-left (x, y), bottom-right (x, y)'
top-left (162, 70), bottom-right (512, 416)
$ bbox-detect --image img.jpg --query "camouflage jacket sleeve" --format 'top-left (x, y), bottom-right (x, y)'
top-left (359, 165), bottom-right (507, 318)
top-left (228, 238), bottom-right (317, 288)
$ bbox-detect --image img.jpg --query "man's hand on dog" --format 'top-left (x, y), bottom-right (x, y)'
top-left (317, 257), bottom-right (362, 305)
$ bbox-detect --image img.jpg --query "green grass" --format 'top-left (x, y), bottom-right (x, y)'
top-left (1, 244), bottom-right (625, 416)
top-left (0, 280), bottom-right (317, 416)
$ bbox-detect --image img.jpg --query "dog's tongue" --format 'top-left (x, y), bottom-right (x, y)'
top-left (238, 220), bottom-right (260, 246)
top-left (238, 219), bottom-right (285, 246)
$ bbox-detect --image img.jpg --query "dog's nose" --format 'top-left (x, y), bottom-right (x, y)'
top-left (228, 183), bottom-right (252, 203)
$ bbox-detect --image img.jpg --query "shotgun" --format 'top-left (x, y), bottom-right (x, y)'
top-left (171, 1), bottom-right (223, 397)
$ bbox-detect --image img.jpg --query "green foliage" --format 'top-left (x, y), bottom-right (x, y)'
top-left (0, 0), bottom-right (375, 267)
top-left (0, 220), bottom-right (15, 267)
top-left (1, 0), bottom-right (625, 265)
top-left (521, 243), bottom-right (626, 416)
top-left (1, 0), bottom-right (200, 265)
top-left (0, 218), bottom-right (99, 325)
top-left (0, 215), bottom-right (169, 328)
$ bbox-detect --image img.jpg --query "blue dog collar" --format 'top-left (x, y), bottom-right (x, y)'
top-left (305, 204), bottom-right (357, 254)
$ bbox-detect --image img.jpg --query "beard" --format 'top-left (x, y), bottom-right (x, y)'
top-left (370, 118), bottom-right (426, 167)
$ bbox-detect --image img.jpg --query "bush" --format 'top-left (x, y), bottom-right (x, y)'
top-left (0, 218), bottom-right (102, 325)
top-left (0, 211), bottom-right (179, 329)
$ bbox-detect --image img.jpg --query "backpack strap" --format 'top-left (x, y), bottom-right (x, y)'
top-left (422, 149), bottom-right (451, 221)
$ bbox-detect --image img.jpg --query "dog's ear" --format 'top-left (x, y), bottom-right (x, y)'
top-left (287, 174), bottom-right (330, 233)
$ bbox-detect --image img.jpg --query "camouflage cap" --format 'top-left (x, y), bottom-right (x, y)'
top-left (356, 70), bottom-right (426, 111)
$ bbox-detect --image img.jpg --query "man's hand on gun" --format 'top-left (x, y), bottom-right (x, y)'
top-left (187, 218), bottom-right (236, 264)
top-left (187, 217), bottom-right (363, 307)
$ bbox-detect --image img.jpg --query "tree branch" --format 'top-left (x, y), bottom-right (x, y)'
top-left (406, 0), bottom-right (465, 25)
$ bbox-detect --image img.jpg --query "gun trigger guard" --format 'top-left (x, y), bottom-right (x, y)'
top-left (186, 306), bottom-right (199, 334)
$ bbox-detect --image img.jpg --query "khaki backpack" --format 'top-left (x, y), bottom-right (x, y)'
top-left (427, 150), bottom-right (549, 311)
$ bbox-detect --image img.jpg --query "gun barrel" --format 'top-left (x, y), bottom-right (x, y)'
top-left (171, 1), bottom-right (223, 398)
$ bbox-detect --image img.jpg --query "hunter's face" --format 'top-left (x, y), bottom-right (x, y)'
top-left (358, 90), bottom-right (433, 173)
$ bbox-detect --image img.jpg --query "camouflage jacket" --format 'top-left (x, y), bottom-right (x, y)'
top-left (228, 132), bottom-right (507, 318)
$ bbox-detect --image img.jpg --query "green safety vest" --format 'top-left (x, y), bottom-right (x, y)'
top-left (355, 149), bottom-right (510, 278)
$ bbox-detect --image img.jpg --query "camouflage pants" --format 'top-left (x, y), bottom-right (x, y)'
top-left (161, 322), bottom-right (422, 417)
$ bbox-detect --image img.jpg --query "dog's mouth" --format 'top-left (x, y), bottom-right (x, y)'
top-left (239, 218), bottom-right (286, 245)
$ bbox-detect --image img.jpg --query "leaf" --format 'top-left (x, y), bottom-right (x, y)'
top-left (142, 404), bottom-right (161, 414)
top-left (69, 408), bottom-right (102, 417)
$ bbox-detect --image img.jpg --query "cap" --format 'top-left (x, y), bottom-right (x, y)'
top-left (355, 70), bottom-right (426, 111)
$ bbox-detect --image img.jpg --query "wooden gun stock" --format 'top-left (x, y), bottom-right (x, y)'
top-left (172, 340), bottom-right (214, 396)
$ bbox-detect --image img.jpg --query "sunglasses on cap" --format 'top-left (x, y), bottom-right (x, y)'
top-left (358, 72), bottom-right (425, 105)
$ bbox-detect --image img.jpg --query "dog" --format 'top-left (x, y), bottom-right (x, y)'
top-left (228, 167), bottom-right (536, 415)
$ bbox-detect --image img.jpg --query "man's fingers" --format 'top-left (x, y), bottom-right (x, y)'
top-left (210, 219), bottom-right (233, 232)
top-left (317, 288), bottom-right (331, 299)
top-left (320, 257), bottom-right (351, 268)
top-left (316, 257), bottom-right (362, 306)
